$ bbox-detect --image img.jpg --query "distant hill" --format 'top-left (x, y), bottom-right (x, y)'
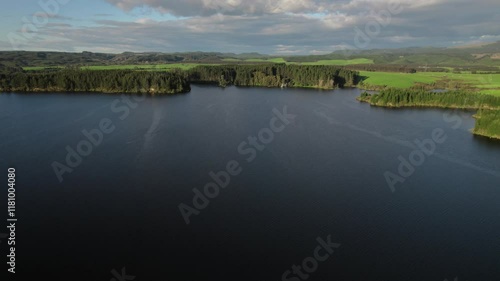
top-left (450, 41), bottom-right (500, 51)
top-left (1, 42), bottom-right (500, 68)
top-left (315, 41), bottom-right (500, 66)
top-left (0, 51), bottom-right (269, 68)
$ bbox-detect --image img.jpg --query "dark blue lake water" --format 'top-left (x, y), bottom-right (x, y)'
top-left (1, 85), bottom-right (499, 281)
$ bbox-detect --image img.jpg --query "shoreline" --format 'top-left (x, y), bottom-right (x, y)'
top-left (357, 92), bottom-right (500, 141)
top-left (3, 83), bottom-right (499, 141)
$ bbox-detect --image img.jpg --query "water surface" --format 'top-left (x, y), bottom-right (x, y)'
top-left (1, 85), bottom-right (499, 281)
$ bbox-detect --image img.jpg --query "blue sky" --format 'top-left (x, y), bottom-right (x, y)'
top-left (1, 0), bottom-right (499, 54)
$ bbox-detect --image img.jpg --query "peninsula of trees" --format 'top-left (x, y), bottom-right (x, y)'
top-left (187, 64), bottom-right (358, 88)
top-left (358, 89), bottom-right (500, 140)
top-left (0, 69), bottom-right (191, 95)
top-left (0, 64), bottom-right (360, 94)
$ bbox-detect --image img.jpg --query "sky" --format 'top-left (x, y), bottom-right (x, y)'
top-left (0, 0), bottom-right (499, 55)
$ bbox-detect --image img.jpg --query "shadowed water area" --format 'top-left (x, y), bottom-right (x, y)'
top-left (1, 85), bottom-right (499, 281)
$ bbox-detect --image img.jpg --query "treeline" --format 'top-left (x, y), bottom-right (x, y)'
top-left (358, 88), bottom-right (500, 109)
top-left (0, 69), bottom-right (191, 95)
top-left (0, 64), bottom-right (360, 94)
top-left (0, 63), bottom-right (23, 74)
top-left (358, 88), bottom-right (500, 140)
top-left (187, 64), bottom-right (359, 89)
top-left (346, 64), bottom-right (446, 73)
top-left (452, 65), bottom-right (500, 74)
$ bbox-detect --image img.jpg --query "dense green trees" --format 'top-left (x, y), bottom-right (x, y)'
top-left (358, 89), bottom-right (500, 109)
top-left (0, 64), bottom-right (359, 93)
top-left (187, 64), bottom-right (359, 89)
top-left (0, 69), bottom-right (191, 95)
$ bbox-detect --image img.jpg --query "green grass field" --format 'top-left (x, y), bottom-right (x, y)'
top-left (247, 58), bottom-right (287, 63)
top-left (220, 58), bottom-right (241, 62)
top-left (298, 58), bottom-right (374, 66)
top-left (222, 58), bottom-right (287, 63)
top-left (360, 71), bottom-right (500, 95)
top-left (221, 57), bottom-right (373, 65)
top-left (359, 71), bottom-right (440, 88)
top-left (447, 73), bottom-right (500, 92)
top-left (23, 66), bottom-right (64, 71)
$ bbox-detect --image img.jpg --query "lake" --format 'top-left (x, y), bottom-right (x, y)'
top-left (1, 85), bottom-right (500, 281)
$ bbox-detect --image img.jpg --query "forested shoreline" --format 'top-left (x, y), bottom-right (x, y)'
top-left (0, 64), bottom-right (360, 94)
top-left (358, 89), bottom-right (500, 140)
top-left (0, 69), bottom-right (191, 95)
top-left (2, 64), bottom-right (498, 140)
top-left (187, 64), bottom-right (359, 89)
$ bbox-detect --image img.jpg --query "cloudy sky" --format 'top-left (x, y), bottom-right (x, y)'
top-left (0, 0), bottom-right (499, 54)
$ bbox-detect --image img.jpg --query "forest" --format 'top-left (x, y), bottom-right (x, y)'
top-left (0, 64), bottom-right (360, 94)
top-left (357, 88), bottom-right (500, 109)
top-left (187, 64), bottom-right (359, 89)
top-left (0, 69), bottom-right (191, 95)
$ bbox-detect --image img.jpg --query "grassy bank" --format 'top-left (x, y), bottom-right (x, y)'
top-left (473, 110), bottom-right (500, 139)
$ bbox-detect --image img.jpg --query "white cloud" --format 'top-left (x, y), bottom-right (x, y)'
top-left (105, 0), bottom-right (378, 16)
top-left (2, 0), bottom-right (500, 53)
